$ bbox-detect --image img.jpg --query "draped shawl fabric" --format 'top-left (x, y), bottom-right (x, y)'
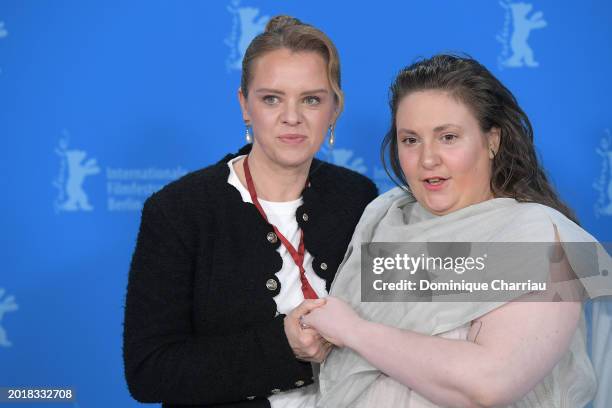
top-left (317, 188), bottom-right (609, 407)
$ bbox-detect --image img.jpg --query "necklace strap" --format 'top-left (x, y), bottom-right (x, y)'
top-left (243, 155), bottom-right (318, 299)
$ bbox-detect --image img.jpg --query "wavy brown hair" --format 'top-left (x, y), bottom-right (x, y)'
top-left (381, 54), bottom-right (577, 223)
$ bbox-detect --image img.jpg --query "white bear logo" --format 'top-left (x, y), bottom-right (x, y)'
top-left (498, 1), bottom-right (547, 68)
top-left (225, 0), bottom-right (269, 71)
top-left (373, 166), bottom-right (396, 194)
top-left (594, 129), bottom-right (612, 217)
top-left (53, 136), bottom-right (100, 212)
top-left (0, 21), bottom-right (7, 74)
top-left (0, 288), bottom-right (18, 347)
top-left (319, 146), bottom-right (368, 175)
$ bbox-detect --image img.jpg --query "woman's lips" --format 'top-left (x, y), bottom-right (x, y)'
top-left (278, 134), bottom-right (307, 144)
top-left (422, 177), bottom-right (448, 191)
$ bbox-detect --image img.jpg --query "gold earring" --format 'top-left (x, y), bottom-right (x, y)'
top-left (245, 124), bottom-right (252, 143)
top-left (328, 126), bottom-right (335, 147)
top-left (489, 148), bottom-right (496, 159)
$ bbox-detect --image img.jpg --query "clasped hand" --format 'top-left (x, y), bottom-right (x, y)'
top-left (284, 298), bottom-right (332, 363)
top-left (285, 296), bottom-right (362, 358)
top-left (287, 296), bottom-right (363, 356)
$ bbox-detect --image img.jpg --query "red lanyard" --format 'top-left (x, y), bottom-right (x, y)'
top-left (243, 155), bottom-right (318, 299)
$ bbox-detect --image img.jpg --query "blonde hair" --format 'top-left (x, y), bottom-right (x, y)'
top-left (240, 15), bottom-right (344, 116)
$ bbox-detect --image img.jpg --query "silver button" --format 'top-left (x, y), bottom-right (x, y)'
top-left (266, 278), bottom-right (278, 291)
top-left (320, 262), bottom-right (328, 270)
top-left (246, 396), bottom-right (255, 400)
top-left (271, 388), bottom-right (281, 394)
top-left (295, 380), bottom-right (305, 387)
top-left (302, 213), bottom-right (309, 222)
top-left (267, 232), bottom-right (278, 243)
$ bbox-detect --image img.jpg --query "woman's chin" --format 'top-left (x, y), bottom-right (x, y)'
top-left (419, 199), bottom-right (456, 216)
top-left (428, 207), bottom-right (453, 216)
top-left (275, 153), bottom-right (315, 170)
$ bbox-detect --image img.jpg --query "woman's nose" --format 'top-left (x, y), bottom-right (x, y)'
top-left (281, 100), bottom-right (302, 126)
top-left (421, 142), bottom-right (441, 169)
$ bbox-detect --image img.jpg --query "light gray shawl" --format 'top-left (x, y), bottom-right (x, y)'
top-left (317, 188), bottom-right (609, 407)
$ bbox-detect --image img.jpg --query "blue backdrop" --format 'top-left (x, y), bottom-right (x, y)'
top-left (1, 1), bottom-right (611, 407)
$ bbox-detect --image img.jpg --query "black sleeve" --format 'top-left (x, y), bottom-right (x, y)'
top-left (363, 177), bottom-right (379, 206)
top-left (123, 197), bottom-right (313, 406)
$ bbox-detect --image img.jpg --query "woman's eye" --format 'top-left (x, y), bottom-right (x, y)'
top-left (263, 95), bottom-right (280, 105)
top-left (303, 96), bottom-right (321, 105)
top-left (441, 133), bottom-right (457, 143)
top-left (400, 136), bottom-right (419, 145)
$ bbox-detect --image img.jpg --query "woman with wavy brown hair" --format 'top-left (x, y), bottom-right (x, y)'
top-left (304, 54), bottom-right (609, 407)
top-left (123, 15), bottom-right (377, 408)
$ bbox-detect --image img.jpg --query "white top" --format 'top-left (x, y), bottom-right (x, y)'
top-left (227, 155), bottom-right (326, 408)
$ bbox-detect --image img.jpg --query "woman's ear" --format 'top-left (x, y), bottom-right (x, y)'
top-left (238, 87), bottom-right (250, 124)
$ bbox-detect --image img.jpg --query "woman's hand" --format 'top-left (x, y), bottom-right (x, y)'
top-left (302, 296), bottom-right (363, 348)
top-left (284, 298), bottom-right (332, 363)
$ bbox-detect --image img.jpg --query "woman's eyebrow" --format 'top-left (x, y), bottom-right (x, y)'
top-left (397, 128), bottom-right (418, 135)
top-left (253, 88), bottom-right (329, 95)
top-left (254, 88), bottom-right (284, 95)
top-left (300, 89), bottom-right (329, 95)
top-left (433, 123), bottom-right (461, 132)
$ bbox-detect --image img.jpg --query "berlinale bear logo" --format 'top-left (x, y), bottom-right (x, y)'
top-left (497, 1), bottom-right (547, 68)
top-left (594, 129), bottom-right (612, 217)
top-left (0, 20), bottom-right (7, 74)
top-left (225, 0), bottom-right (269, 71)
top-left (53, 135), bottom-right (101, 212)
top-left (0, 288), bottom-right (18, 347)
top-left (319, 145), bottom-right (368, 175)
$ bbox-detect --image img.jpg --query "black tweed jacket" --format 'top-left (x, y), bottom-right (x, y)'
top-left (123, 144), bottom-right (378, 407)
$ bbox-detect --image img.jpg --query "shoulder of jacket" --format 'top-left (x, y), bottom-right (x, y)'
top-left (144, 159), bottom-right (231, 214)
